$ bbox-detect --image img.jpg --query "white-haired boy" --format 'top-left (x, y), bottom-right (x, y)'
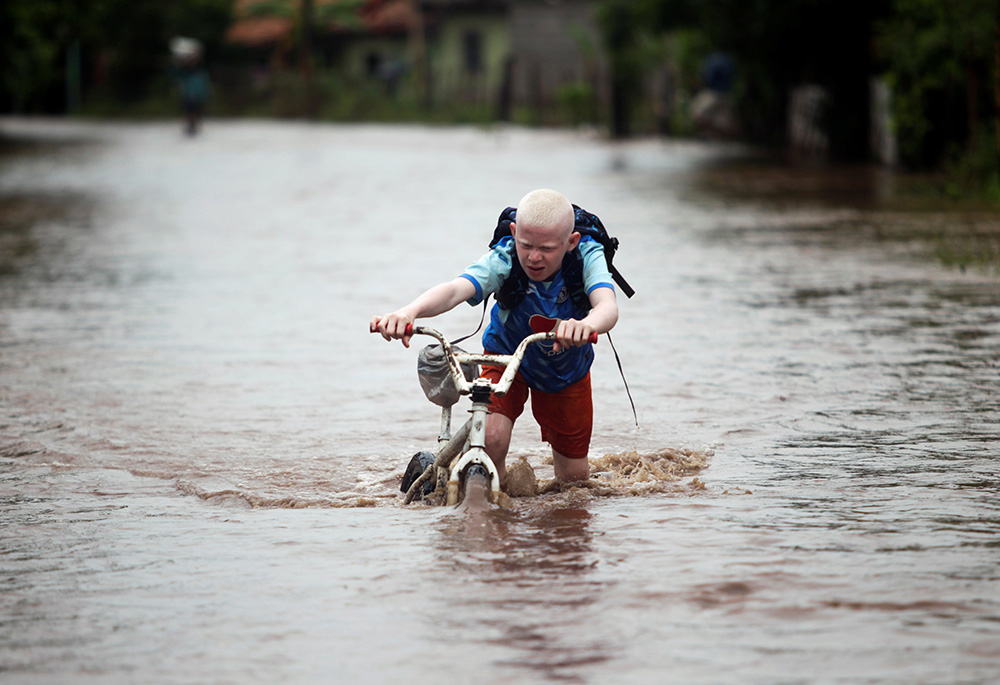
top-left (372, 189), bottom-right (619, 483)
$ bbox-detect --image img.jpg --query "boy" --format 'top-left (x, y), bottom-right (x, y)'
top-left (371, 189), bottom-right (618, 483)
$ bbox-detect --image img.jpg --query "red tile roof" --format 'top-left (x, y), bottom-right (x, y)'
top-left (226, 0), bottom-right (418, 46)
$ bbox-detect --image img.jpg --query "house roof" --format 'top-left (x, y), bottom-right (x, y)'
top-left (226, 0), bottom-right (419, 47)
top-left (226, 18), bottom-right (291, 46)
top-left (362, 0), bottom-right (420, 34)
top-left (418, 0), bottom-right (508, 9)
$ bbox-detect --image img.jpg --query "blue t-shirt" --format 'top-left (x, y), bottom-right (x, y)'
top-left (461, 236), bottom-right (614, 393)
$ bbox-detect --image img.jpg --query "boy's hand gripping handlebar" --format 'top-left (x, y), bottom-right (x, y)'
top-left (369, 322), bottom-right (597, 398)
top-left (398, 323), bottom-right (597, 343)
top-left (369, 322), bottom-right (601, 504)
top-left (368, 321), bottom-right (597, 345)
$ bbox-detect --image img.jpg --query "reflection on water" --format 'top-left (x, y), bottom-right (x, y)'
top-left (1, 118), bottom-right (999, 683)
top-left (437, 505), bottom-right (597, 577)
top-left (430, 506), bottom-right (610, 681)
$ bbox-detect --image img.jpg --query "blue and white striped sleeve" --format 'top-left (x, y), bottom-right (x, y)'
top-left (461, 239), bottom-right (515, 306)
top-left (579, 239), bottom-right (615, 296)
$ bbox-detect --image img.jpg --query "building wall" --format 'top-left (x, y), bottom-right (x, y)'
top-left (416, 0), bottom-right (608, 115)
top-left (509, 0), bottom-right (604, 109)
top-left (426, 10), bottom-right (510, 106)
top-left (340, 35), bottom-right (411, 82)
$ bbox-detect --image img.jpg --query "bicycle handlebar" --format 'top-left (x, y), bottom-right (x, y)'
top-left (402, 323), bottom-right (596, 345)
top-left (370, 322), bottom-right (598, 397)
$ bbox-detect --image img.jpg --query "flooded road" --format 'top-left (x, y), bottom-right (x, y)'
top-left (1, 118), bottom-right (998, 683)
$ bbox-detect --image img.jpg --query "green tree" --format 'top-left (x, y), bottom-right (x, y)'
top-left (595, 0), bottom-right (644, 138)
top-left (0, 0), bottom-right (102, 112)
top-left (244, 0), bottom-right (363, 76)
top-left (0, 0), bottom-right (232, 112)
top-left (238, 0), bottom-right (364, 117)
top-left (876, 0), bottom-right (998, 169)
top-left (622, 0), bottom-right (888, 157)
top-left (93, 0), bottom-right (232, 103)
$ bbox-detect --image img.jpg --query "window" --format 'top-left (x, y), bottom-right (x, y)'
top-left (463, 31), bottom-right (482, 74)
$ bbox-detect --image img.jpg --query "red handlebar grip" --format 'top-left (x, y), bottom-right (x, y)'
top-left (589, 332), bottom-right (599, 344)
top-left (405, 323), bottom-right (413, 336)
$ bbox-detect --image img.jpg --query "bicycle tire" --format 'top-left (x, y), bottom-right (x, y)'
top-left (400, 450), bottom-right (436, 498)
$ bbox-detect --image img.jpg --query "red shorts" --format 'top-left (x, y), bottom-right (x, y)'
top-left (480, 364), bottom-right (593, 459)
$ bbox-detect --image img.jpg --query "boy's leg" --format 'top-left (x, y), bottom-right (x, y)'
top-left (553, 449), bottom-right (590, 482)
top-left (479, 362), bottom-right (529, 483)
top-left (484, 412), bottom-right (515, 480)
top-left (530, 373), bottom-right (593, 483)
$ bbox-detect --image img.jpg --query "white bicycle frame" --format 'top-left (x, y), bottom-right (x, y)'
top-left (402, 325), bottom-right (562, 505)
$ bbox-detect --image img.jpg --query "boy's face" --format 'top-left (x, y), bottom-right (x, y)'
top-left (510, 220), bottom-right (581, 282)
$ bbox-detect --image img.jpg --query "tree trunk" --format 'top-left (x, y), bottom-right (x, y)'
top-left (301, 0), bottom-right (316, 117)
top-left (968, 62), bottom-right (979, 151)
top-left (300, 0), bottom-right (315, 79)
top-left (995, 3), bottom-right (1000, 159)
top-left (610, 73), bottom-right (631, 139)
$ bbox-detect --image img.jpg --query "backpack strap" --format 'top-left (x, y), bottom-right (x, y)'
top-left (561, 248), bottom-right (592, 311)
top-left (495, 240), bottom-right (528, 311)
top-left (488, 203), bottom-right (635, 313)
top-left (489, 206), bottom-right (517, 248)
top-left (573, 206), bottom-right (635, 299)
top-left (490, 207), bottom-right (528, 311)
top-left (459, 205), bottom-right (639, 425)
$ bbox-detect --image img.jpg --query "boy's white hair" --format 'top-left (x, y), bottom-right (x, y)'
top-left (516, 189), bottom-right (574, 234)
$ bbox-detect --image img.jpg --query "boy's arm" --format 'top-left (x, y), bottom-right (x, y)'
top-left (371, 277), bottom-right (478, 348)
top-left (554, 287), bottom-right (619, 352)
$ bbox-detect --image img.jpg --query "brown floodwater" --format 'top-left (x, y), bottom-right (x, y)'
top-left (1, 118), bottom-right (998, 683)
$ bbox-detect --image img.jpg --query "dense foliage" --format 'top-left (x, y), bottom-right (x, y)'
top-left (2, 0), bottom-right (996, 184)
top-left (876, 0), bottom-right (998, 169)
top-left (600, 0), bottom-right (997, 174)
top-left (0, 0), bottom-right (231, 111)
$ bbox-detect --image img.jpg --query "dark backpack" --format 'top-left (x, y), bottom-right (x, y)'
top-left (489, 204), bottom-right (635, 311)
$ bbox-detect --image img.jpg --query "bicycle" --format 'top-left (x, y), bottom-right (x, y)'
top-left (371, 323), bottom-right (597, 506)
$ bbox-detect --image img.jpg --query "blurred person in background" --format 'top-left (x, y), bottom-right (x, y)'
top-left (170, 37), bottom-right (210, 136)
top-left (690, 50), bottom-right (738, 139)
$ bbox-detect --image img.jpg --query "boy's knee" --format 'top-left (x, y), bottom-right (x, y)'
top-left (485, 413), bottom-right (514, 467)
top-left (485, 413), bottom-right (513, 443)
